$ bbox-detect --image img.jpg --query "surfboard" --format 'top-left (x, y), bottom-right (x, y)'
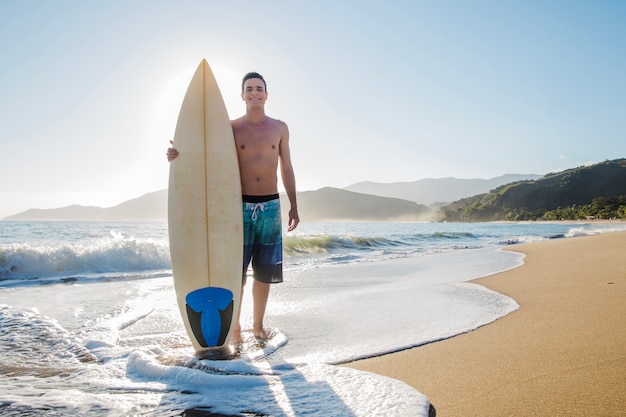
top-left (168, 60), bottom-right (243, 352)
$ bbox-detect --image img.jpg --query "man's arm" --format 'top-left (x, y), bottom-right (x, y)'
top-left (278, 123), bottom-right (299, 231)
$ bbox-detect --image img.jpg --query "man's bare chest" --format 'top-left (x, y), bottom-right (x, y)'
top-left (234, 126), bottom-right (281, 152)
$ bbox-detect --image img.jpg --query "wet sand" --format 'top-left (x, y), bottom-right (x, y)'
top-left (347, 231), bottom-right (626, 416)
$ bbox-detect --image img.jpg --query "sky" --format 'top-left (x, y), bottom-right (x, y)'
top-left (1, 0), bottom-right (625, 218)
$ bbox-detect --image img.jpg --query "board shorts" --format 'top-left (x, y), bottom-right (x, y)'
top-left (242, 194), bottom-right (283, 285)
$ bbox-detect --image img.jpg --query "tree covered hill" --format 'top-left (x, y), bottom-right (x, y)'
top-left (439, 159), bottom-right (626, 222)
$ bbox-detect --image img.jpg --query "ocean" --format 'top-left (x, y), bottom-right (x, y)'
top-left (1, 220), bottom-right (625, 416)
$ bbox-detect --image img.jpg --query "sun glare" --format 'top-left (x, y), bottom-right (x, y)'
top-left (152, 66), bottom-right (194, 140)
top-left (211, 63), bottom-right (246, 119)
top-left (152, 61), bottom-right (244, 138)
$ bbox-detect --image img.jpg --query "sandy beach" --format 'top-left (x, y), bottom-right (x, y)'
top-left (347, 231), bottom-right (626, 417)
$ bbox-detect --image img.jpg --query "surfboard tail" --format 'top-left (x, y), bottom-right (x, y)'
top-left (185, 287), bottom-right (234, 347)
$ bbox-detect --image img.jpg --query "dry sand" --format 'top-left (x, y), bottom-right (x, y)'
top-left (347, 231), bottom-right (626, 417)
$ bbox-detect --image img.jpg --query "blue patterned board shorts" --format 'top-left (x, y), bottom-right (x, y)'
top-left (242, 194), bottom-right (283, 285)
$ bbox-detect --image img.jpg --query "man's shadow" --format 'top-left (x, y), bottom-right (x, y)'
top-left (127, 351), bottom-right (359, 416)
top-left (176, 359), bottom-right (437, 417)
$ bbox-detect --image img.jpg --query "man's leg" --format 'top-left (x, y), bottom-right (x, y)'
top-left (231, 289), bottom-right (244, 345)
top-left (252, 280), bottom-right (270, 339)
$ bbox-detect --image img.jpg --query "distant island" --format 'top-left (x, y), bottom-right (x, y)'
top-left (3, 188), bottom-right (431, 222)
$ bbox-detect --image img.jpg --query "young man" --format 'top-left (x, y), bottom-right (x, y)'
top-left (167, 72), bottom-right (299, 344)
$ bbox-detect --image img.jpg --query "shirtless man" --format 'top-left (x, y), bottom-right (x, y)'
top-left (167, 72), bottom-right (299, 344)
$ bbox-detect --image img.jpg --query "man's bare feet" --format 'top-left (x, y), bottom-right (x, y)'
top-left (253, 328), bottom-right (268, 341)
top-left (231, 327), bottom-right (243, 345)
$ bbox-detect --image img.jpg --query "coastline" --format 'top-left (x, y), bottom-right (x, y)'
top-left (346, 231), bottom-right (626, 416)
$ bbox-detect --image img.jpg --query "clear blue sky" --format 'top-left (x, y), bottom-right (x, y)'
top-left (1, 0), bottom-right (625, 218)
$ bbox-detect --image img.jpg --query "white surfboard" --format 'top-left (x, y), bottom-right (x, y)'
top-left (168, 60), bottom-right (243, 351)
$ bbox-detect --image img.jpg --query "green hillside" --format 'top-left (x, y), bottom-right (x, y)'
top-left (439, 159), bottom-right (626, 222)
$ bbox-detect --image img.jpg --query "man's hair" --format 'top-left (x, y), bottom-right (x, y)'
top-left (241, 72), bottom-right (267, 93)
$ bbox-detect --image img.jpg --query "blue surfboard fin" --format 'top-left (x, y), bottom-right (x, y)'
top-left (185, 287), bottom-right (234, 347)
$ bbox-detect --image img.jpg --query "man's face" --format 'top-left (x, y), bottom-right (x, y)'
top-left (241, 78), bottom-right (267, 108)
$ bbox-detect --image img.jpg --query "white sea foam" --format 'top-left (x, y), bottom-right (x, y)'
top-left (1, 221), bottom-right (625, 416)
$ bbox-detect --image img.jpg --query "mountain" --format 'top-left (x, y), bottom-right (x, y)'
top-left (345, 174), bottom-right (541, 205)
top-left (282, 187), bottom-right (431, 222)
top-left (4, 190), bottom-right (168, 221)
top-left (9, 164), bottom-right (618, 223)
top-left (439, 159), bottom-right (626, 222)
top-left (3, 188), bottom-right (431, 222)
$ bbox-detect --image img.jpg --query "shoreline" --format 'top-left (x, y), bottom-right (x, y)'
top-left (346, 231), bottom-right (626, 416)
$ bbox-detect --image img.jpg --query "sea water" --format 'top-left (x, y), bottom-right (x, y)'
top-left (1, 220), bottom-right (624, 416)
